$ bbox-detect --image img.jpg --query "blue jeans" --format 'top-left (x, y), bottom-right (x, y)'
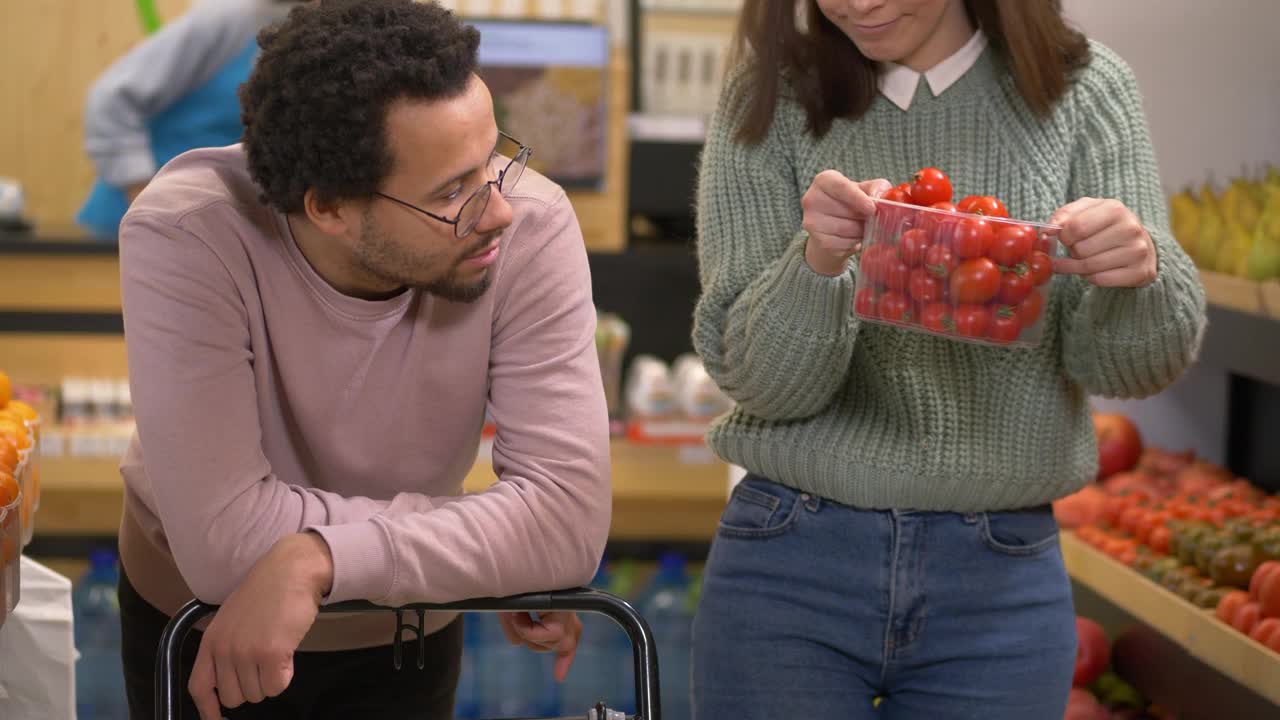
top-left (691, 475), bottom-right (1076, 720)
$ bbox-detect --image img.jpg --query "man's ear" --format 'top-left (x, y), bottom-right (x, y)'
top-left (303, 188), bottom-right (360, 238)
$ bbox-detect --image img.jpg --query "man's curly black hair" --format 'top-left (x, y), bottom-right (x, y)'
top-left (240, 0), bottom-right (480, 213)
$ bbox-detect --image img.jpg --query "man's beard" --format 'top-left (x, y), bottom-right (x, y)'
top-left (357, 214), bottom-right (496, 304)
top-left (422, 232), bottom-right (496, 302)
top-left (423, 263), bottom-right (493, 302)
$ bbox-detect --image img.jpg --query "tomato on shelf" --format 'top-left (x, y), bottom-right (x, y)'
top-left (1058, 413), bottom-right (1280, 648)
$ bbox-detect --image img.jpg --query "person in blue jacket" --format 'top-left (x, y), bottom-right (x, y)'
top-left (77, 0), bottom-right (301, 239)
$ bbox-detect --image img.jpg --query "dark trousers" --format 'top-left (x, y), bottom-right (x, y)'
top-left (118, 567), bottom-right (462, 719)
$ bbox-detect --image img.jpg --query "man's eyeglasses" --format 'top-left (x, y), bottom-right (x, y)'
top-left (374, 131), bottom-right (532, 239)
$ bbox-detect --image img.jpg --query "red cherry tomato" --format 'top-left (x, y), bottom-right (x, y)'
top-left (877, 291), bottom-right (913, 323)
top-left (997, 269), bottom-right (1035, 305)
top-left (883, 183), bottom-right (913, 204)
top-left (1034, 231), bottom-right (1057, 255)
top-left (908, 267), bottom-right (945, 303)
top-left (949, 258), bottom-right (1001, 304)
top-left (958, 195), bottom-right (1009, 218)
top-left (920, 302), bottom-right (954, 334)
top-left (858, 244), bottom-right (892, 286)
top-left (988, 225), bottom-right (1035, 267)
top-left (923, 243), bottom-right (958, 279)
top-left (882, 255), bottom-right (912, 291)
top-left (1016, 290), bottom-right (1045, 327)
top-left (952, 217), bottom-right (994, 259)
top-left (898, 228), bottom-right (931, 267)
top-left (952, 304), bottom-right (992, 338)
top-left (924, 204), bottom-right (961, 244)
top-left (854, 287), bottom-right (879, 317)
top-left (910, 167), bottom-right (952, 207)
top-left (987, 309), bottom-right (1022, 344)
top-left (1026, 251), bottom-right (1053, 286)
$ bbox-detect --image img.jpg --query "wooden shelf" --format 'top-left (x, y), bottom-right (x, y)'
top-left (1196, 270), bottom-right (1280, 386)
top-left (1200, 270), bottom-right (1280, 322)
top-left (1060, 530), bottom-right (1280, 706)
top-left (36, 440), bottom-right (729, 542)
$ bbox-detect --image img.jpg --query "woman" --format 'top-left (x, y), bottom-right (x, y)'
top-left (690, 1), bottom-right (1205, 718)
top-left (77, 0), bottom-right (300, 239)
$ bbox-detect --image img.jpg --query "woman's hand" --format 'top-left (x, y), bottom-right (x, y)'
top-left (800, 171), bottom-right (891, 276)
top-left (1050, 198), bottom-right (1157, 288)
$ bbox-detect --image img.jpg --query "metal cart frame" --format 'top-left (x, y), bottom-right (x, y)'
top-left (155, 587), bottom-right (662, 720)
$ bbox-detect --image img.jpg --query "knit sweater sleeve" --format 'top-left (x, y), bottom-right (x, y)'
top-left (1059, 43), bottom-right (1207, 399)
top-left (692, 69), bottom-right (860, 421)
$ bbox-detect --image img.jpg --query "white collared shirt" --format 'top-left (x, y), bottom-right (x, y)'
top-left (878, 30), bottom-right (989, 111)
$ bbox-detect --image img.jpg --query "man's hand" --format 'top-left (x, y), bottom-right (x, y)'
top-left (498, 611), bottom-right (583, 682)
top-left (188, 532), bottom-right (334, 720)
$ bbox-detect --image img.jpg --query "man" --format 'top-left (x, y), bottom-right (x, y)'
top-left (116, 2), bottom-right (611, 718)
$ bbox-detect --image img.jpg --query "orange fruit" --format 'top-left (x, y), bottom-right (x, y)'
top-left (0, 370), bottom-right (10, 408)
top-left (4, 400), bottom-right (37, 424)
top-left (0, 472), bottom-right (16, 508)
top-left (0, 437), bottom-right (17, 475)
top-left (0, 419), bottom-right (30, 451)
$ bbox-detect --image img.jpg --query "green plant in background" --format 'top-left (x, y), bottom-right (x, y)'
top-left (135, 0), bottom-right (163, 35)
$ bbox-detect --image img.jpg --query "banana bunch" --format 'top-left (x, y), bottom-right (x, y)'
top-left (1169, 166), bottom-right (1280, 281)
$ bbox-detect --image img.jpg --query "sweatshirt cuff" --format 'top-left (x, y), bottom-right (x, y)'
top-left (761, 233), bottom-right (855, 339)
top-left (308, 520), bottom-right (396, 605)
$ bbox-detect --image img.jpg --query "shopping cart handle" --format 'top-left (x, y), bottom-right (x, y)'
top-left (155, 587), bottom-right (661, 720)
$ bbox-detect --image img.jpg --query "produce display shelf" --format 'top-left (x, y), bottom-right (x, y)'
top-left (1061, 530), bottom-right (1280, 707)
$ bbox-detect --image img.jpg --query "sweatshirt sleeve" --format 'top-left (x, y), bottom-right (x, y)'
top-left (692, 68), bottom-right (862, 422)
top-left (1059, 43), bottom-right (1207, 399)
top-left (84, 0), bottom-right (263, 187)
top-left (119, 211), bottom-right (439, 603)
top-left (310, 192), bottom-right (612, 606)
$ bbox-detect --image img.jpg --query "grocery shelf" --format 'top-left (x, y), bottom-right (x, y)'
top-left (36, 439), bottom-right (731, 542)
top-left (1200, 270), bottom-right (1280, 322)
top-left (1195, 270), bottom-right (1280, 387)
top-left (1060, 530), bottom-right (1280, 706)
top-left (627, 113), bottom-right (707, 144)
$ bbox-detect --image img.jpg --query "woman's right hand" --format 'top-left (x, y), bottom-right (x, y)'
top-left (800, 171), bottom-right (891, 276)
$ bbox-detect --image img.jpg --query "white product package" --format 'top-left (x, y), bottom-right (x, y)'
top-left (0, 556), bottom-right (77, 720)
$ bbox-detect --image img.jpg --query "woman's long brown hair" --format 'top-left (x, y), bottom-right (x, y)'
top-left (728, 0), bottom-right (1090, 143)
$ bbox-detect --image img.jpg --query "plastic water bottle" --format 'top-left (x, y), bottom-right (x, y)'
top-left (454, 615), bottom-right (483, 719)
top-left (637, 552), bottom-right (693, 720)
top-left (561, 561), bottom-right (633, 715)
top-left (73, 549), bottom-right (127, 720)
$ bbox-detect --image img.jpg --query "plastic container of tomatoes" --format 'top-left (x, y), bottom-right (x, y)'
top-left (854, 197), bottom-right (1060, 347)
top-left (0, 469), bottom-right (20, 631)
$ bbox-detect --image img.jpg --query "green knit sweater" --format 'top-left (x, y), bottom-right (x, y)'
top-left (693, 40), bottom-right (1207, 512)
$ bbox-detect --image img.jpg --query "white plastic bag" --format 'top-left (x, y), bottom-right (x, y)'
top-left (0, 556), bottom-right (77, 720)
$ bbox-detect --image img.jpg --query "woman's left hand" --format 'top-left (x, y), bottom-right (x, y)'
top-left (1049, 198), bottom-right (1157, 288)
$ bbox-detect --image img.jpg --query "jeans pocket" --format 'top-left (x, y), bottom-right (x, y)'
top-left (980, 505), bottom-right (1061, 556)
top-left (717, 476), bottom-right (803, 539)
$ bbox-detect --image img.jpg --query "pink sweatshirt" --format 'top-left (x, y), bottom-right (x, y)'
top-left (117, 145), bottom-right (611, 649)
